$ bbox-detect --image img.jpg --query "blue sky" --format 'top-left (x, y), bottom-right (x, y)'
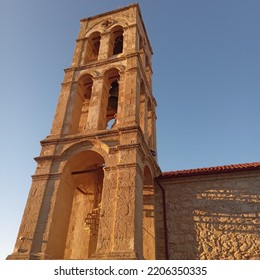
top-left (0, 0), bottom-right (259, 259)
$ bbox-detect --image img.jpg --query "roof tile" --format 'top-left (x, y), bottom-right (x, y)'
top-left (160, 162), bottom-right (260, 179)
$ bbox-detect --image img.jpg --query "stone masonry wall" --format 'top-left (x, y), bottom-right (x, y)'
top-left (160, 171), bottom-right (260, 260)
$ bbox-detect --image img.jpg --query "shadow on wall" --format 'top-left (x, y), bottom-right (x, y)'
top-left (166, 180), bottom-right (260, 260)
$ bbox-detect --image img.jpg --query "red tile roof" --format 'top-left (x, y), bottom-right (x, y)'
top-left (160, 162), bottom-right (260, 179)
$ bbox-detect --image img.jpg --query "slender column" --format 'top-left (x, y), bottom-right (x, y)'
top-left (98, 32), bottom-right (111, 60)
top-left (147, 109), bottom-right (153, 149)
top-left (115, 71), bottom-right (125, 126)
top-left (145, 63), bottom-right (152, 87)
top-left (152, 110), bottom-right (157, 158)
top-left (140, 92), bottom-right (148, 141)
top-left (85, 76), bottom-right (108, 130)
top-left (139, 49), bottom-right (146, 68)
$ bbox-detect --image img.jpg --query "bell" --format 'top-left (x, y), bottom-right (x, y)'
top-left (107, 95), bottom-right (118, 111)
top-left (109, 80), bottom-right (119, 96)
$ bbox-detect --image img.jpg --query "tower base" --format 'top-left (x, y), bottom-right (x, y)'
top-left (6, 252), bottom-right (52, 260)
top-left (91, 251), bottom-right (143, 260)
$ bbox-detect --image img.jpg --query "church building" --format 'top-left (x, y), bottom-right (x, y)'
top-left (7, 4), bottom-right (260, 260)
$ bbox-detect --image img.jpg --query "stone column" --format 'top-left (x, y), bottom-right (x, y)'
top-left (140, 90), bottom-right (148, 142)
top-left (85, 76), bottom-right (108, 130)
top-left (152, 110), bottom-right (157, 159)
top-left (98, 32), bottom-right (111, 60)
top-left (115, 71), bottom-right (125, 127)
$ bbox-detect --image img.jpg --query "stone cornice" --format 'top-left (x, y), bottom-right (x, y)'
top-left (116, 143), bottom-right (140, 150)
top-left (31, 173), bottom-right (61, 181)
top-left (34, 155), bottom-right (60, 163)
top-left (41, 129), bottom-right (120, 146)
top-left (64, 55), bottom-right (126, 73)
top-left (104, 163), bottom-right (143, 177)
top-left (80, 3), bottom-right (139, 23)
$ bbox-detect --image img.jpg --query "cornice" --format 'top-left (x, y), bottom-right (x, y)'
top-left (41, 129), bottom-right (120, 146)
top-left (34, 155), bottom-right (59, 163)
top-left (80, 3), bottom-right (139, 23)
top-left (64, 55), bottom-right (126, 73)
top-left (31, 173), bottom-right (62, 181)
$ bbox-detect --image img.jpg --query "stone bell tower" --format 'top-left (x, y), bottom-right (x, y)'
top-left (7, 3), bottom-right (160, 260)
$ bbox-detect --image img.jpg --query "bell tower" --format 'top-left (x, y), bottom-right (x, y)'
top-left (7, 3), bottom-right (160, 260)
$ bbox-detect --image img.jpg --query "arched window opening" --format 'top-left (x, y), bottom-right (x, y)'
top-left (84, 32), bottom-right (101, 63)
top-left (113, 34), bottom-right (123, 55)
top-left (77, 75), bottom-right (93, 133)
top-left (139, 35), bottom-right (144, 51)
top-left (140, 80), bottom-right (147, 140)
top-left (145, 54), bottom-right (151, 84)
top-left (109, 26), bottom-right (124, 56)
top-left (106, 80), bottom-right (119, 129)
top-left (143, 166), bottom-right (155, 259)
top-left (145, 55), bottom-right (149, 69)
top-left (147, 99), bottom-right (152, 147)
top-left (103, 69), bottom-right (120, 129)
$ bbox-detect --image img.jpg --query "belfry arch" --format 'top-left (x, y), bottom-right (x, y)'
top-left (103, 68), bottom-right (120, 129)
top-left (109, 25), bottom-right (124, 56)
top-left (83, 31), bottom-right (101, 63)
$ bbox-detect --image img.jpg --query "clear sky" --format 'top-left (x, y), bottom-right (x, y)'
top-left (0, 0), bottom-right (259, 260)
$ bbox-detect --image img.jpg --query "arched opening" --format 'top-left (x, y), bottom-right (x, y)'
top-left (143, 165), bottom-right (155, 259)
top-left (83, 32), bottom-right (101, 63)
top-left (47, 150), bottom-right (105, 259)
top-left (109, 26), bottom-right (124, 56)
top-left (77, 74), bottom-right (93, 133)
top-left (139, 80), bottom-right (147, 140)
top-left (145, 54), bottom-right (151, 84)
top-left (147, 98), bottom-right (153, 149)
top-left (104, 68), bottom-right (120, 129)
top-left (67, 74), bottom-right (93, 134)
top-left (139, 35), bottom-right (144, 51)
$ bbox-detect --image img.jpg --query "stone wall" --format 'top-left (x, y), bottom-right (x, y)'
top-left (159, 170), bottom-right (260, 260)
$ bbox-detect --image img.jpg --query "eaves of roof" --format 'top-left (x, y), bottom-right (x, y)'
top-left (159, 162), bottom-right (260, 179)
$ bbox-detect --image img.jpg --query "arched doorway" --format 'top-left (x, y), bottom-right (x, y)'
top-left (48, 150), bottom-right (105, 259)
